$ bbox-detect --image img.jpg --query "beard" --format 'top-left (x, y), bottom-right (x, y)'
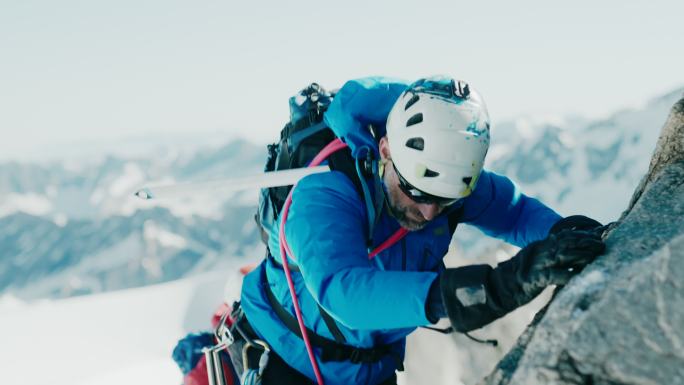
top-left (385, 188), bottom-right (429, 231)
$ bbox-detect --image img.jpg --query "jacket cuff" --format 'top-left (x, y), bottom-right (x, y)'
top-left (425, 277), bottom-right (445, 323)
top-left (439, 264), bottom-right (502, 332)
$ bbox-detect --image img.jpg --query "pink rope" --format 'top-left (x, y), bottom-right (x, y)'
top-left (278, 139), bottom-right (347, 385)
top-left (278, 138), bottom-right (408, 385)
top-left (369, 228), bottom-right (409, 258)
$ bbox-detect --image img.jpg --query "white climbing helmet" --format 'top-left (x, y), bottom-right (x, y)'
top-left (386, 75), bottom-right (490, 200)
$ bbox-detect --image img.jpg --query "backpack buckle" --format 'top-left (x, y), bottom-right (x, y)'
top-left (361, 151), bottom-right (377, 177)
top-left (349, 349), bottom-right (363, 364)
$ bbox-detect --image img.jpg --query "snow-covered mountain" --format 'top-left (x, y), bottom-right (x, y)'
top-left (453, 87), bottom-right (684, 257)
top-left (489, 88), bottom-right (681, 220)
top-left (0, 139), bottom-right (266, 299)
top-left (1, 87), bottom-right (682, 302)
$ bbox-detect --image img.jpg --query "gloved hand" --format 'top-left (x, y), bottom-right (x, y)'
top-left (550, 215), bottom-right (603, 234)
top-left (435, 228), bottom-right (605, 332)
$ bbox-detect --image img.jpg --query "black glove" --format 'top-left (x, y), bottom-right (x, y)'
top-left (550, 215), bottom-right (603, 234)
top-left (436, 229), bottom-right (605, 332)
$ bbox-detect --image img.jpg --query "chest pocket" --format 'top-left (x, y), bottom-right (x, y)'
top-left (400, 223), bottom-right (453, 271)
top-left (375, 203), bottom-right (464, 271)
top-left (419, 204), bottom-right (464, 270)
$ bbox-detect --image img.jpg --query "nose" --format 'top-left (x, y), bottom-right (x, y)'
top-left (417, 203), bottom-right (440, 221)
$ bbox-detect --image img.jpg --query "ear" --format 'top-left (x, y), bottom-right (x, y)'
top-left (378, 137), bottom-right (391, 162)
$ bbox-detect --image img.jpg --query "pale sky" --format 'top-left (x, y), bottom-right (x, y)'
top-left (1, 0), bottom-right (682, 161)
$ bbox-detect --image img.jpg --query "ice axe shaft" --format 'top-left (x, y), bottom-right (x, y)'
top-left (134, 165), bottom-right (330, 200)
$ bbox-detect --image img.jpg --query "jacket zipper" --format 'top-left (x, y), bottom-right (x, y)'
top-left (401, 238), bottom-right (407, 271)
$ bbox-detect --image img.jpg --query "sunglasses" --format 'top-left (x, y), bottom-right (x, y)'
top-left (391, 162), bottom-right (460, 206)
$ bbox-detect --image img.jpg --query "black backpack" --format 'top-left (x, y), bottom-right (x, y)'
top-left (256, 83), bottom-right (381, 245)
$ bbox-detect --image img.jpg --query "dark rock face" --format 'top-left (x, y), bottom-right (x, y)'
top-left (482, 97), bottom-right (684, 385)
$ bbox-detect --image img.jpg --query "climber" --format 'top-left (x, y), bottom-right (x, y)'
top-left (235, 75), bottom-right (606, 385)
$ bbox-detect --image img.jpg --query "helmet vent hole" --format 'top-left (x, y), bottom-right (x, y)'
top-left (462, 177), bottom-right (473, 186)
top-left (406, 113), bottom-right (423, 127)
top-left (405, 137), bottom-right (424, 151)
top-left (424, 169), bottom-right (439, 178)
top-left (404, 94), bottom-right (420, 110)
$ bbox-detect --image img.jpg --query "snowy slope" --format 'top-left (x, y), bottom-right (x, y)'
top-left (0, 269), bottom-right (245, 385)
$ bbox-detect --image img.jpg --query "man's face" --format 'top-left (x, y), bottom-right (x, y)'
top-left (383, 159), bottom-right (446, 231)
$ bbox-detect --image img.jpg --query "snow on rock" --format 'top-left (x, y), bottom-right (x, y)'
top-left (143, 220), bottom-right (188, 249)
top-left (108, 162), bottom-right (146, 197)
top-left (53, 213), bottom-right (69, 227)
top-left (0, 192), bottom-right (53, 217)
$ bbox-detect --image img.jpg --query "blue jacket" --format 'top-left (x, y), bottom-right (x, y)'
top-left (240, 77), bottom-right (561, 385)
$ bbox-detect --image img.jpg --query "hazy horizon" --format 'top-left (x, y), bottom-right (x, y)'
top-left (2, 0), bottom-right (683, 162)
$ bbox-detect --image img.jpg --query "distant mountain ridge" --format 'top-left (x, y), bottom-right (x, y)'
top-left (1, 87), bottom-right (682, 300)
top-left (454, 87), bottom-right (684, 257)
top-left (0, 139), bottom-right (266, 299)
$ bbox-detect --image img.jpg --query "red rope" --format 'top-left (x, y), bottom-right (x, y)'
top-left (369, 227), bottom-right (409, 258)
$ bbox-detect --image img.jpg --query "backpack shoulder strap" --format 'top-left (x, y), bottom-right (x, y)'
top-left (327, 146), bottom-right (364, 195)
top-left (447, 204), bottom-right (465, 236)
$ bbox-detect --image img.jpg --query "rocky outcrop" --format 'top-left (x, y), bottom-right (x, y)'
top-left (482, 97), bottom-right (684, 385)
